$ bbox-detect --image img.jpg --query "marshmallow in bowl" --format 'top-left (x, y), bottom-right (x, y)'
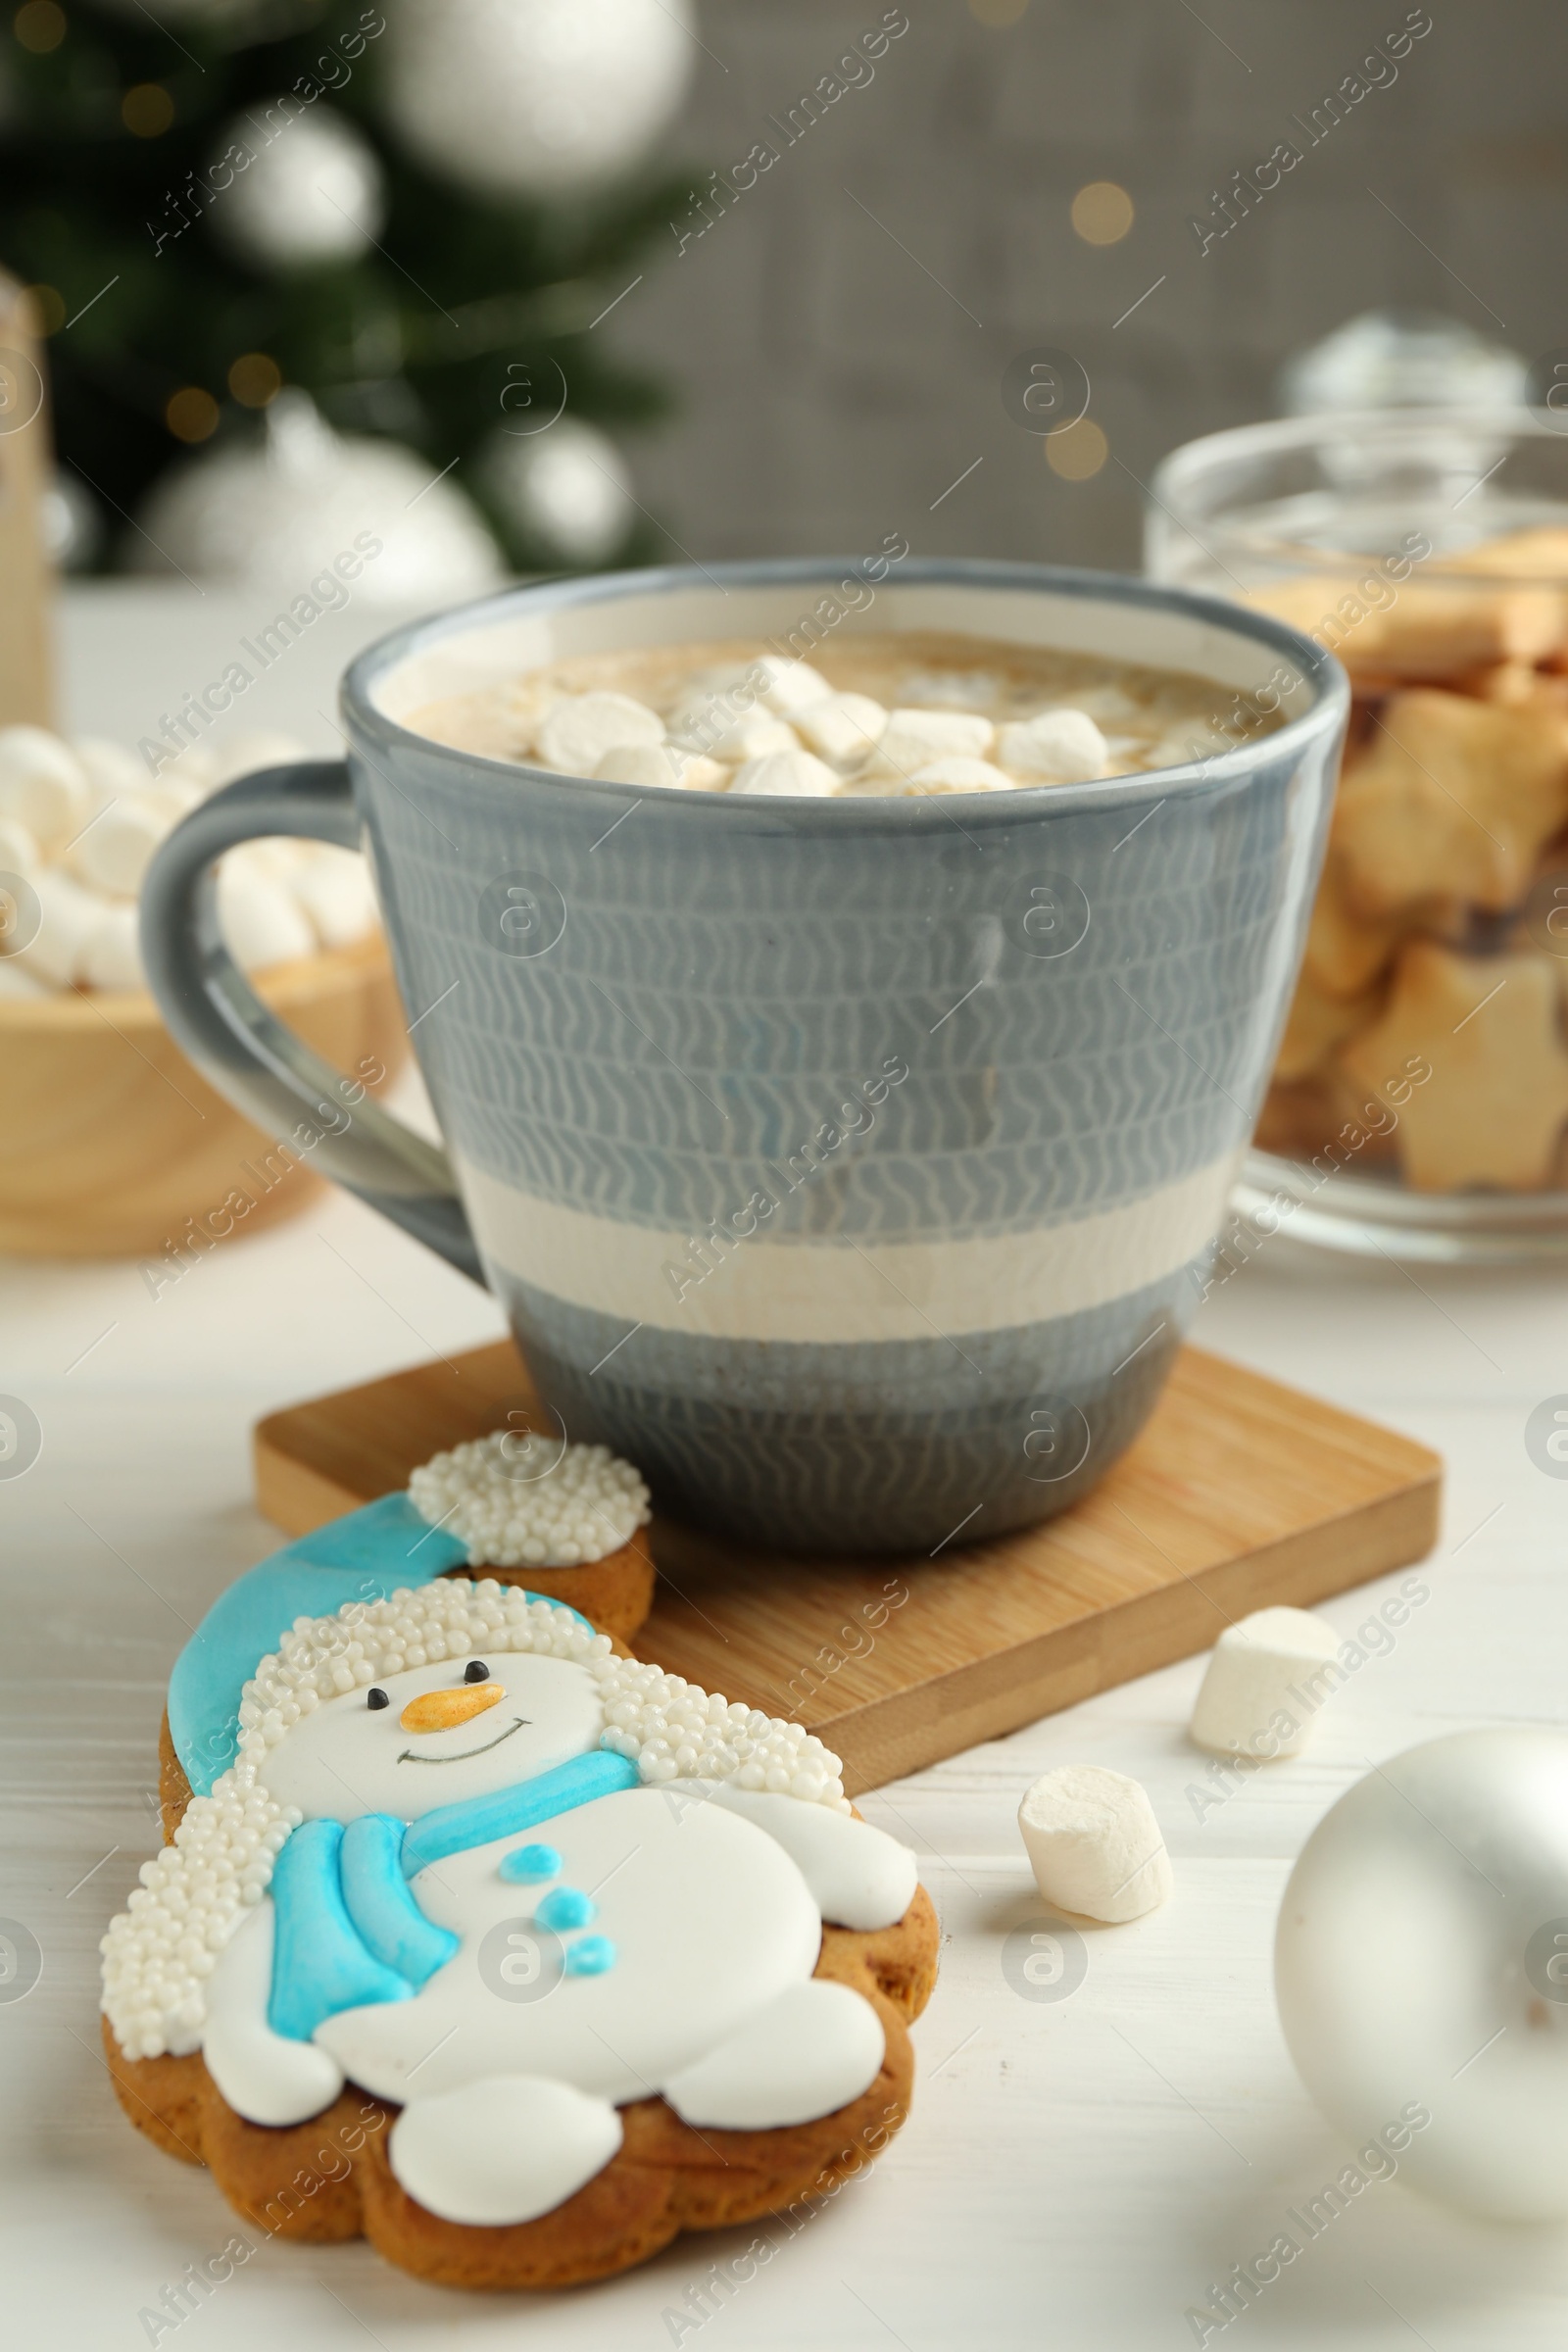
top-left (407, 632), bottom-right (1289, 800)
top-left (595, 742), bottom-right (727, 792)
top-left (289, 844), bottom-right (381, 950)
top-left (21, 869), bottom-right (111, 986)
top-left (795, 693), bottom-right (888, 766)
top-left (751, 656), bottom-right (833, 715)
top-left (998, 710), bottom-right (1109, 783)
top-left (0, 812), bottom-right (41, 877)
top-left (693, 710), bottom-right (800, 764)
top-left (71, 796), bottom-right (172, 898)
top-left (79, 901), bottom-right (145, 992)
top-left (217, 862), bottom-right (317, 970)
top-left (905, 758), bottom-right (1010, 796)
top-left (74, 736), bottom-right (150, 808)
top-left (533, 692), bottom-right (663, 777)
top-left (731, 748), bottom-right (839, 798)
top-left (0, 727), bottom-right (88, 852)
top-left (870, 709), bottom-right (996, 780)
top-left (0, 723), bottom-right (383, 996)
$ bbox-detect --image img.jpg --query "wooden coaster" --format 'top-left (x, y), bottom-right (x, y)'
top-left (254, 1341), bottom-right (1441, 1795)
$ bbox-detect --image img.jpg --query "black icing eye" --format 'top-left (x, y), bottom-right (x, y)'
top-left (465, 1659), bottom-right (491, 1683)
top-left (367, 1687), bottom-right (389, 1710)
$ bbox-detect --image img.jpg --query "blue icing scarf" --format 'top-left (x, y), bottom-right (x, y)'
top-left (168, 1493), bottom-right (590, 1797)
top-left (268, 1751), bottom-right (638, 2040)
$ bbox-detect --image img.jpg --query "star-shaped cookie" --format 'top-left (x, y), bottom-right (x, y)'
top-left (1252, 573), bottom-right (1565, 684)
top-left (1339, 941), bottom-right (1568, 1191)
top-left (1333, 690), bottom-right (1568, 914)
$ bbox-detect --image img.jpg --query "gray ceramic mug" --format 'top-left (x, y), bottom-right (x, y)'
top-left (142, 559), bottom-right (1346, 1555)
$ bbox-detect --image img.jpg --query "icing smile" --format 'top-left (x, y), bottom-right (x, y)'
top-left (398, 1716), bottom-right (530, 1765)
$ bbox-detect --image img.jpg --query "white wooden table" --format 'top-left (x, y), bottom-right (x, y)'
top-left (5, 592), bottom-right (1566, 2349)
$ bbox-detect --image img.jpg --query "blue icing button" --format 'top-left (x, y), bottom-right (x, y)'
top-left (564, 1935), bottom-right (616, 1978)
top-left (499, 1843), bottom-right (563, 1885)
top-left (536, 1885), bottom-right (596, 1933)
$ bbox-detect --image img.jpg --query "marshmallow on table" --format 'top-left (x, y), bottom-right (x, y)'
top-left (1189, 1606), bottom-right (1340, 1760)
top-left (730, 748), bottom-right (839, 799)
top-left (998, 709), bottom-right (1108, 783)
top-left (795, 692), bottom-right (887, 767)
top-left (869, 708), bottom-right (995, 779)
top-left (594, 742), bottom-right (727, 793)
top-left (0, 727), bottom-right (88, 853)
top-left (533, 693), bottom-right (662, 777)
top-left (1017, 1764), bottom-right (1172, 1923)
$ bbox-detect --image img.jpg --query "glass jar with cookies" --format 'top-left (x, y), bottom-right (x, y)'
top-left (1150, 408), bottom-right (1568, 1259)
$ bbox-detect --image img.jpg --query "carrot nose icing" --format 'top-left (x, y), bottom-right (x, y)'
top-left (399, 1683), bottom-right (505, 1734)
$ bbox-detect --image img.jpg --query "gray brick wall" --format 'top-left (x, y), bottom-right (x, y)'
top-left (616, 0), bottom-right (1568, 571)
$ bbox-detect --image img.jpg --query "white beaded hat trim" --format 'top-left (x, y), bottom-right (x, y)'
top-left (101, 1580), bottom-right (845, 2062)
top-left (408, 1435), bottom-right (651, 1568)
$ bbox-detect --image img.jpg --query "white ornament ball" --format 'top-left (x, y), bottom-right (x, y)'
top-left (384, 0), bottom-right (695, 199)
top-left (474, 418), bottom-right (634, 567)
top-left (210, 104), bottom-right (386, 270)
top-left (132, 391), bottom-right (503, 606)
top-left (1277, 1730), bottom-right (1568, 2220)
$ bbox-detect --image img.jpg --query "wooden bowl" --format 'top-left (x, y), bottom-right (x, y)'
top-left (0, 933), bottom-right (408, 1259)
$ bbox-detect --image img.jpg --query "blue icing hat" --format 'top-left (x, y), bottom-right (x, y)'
top-left (167, 1492), bottom-right (592, 1798)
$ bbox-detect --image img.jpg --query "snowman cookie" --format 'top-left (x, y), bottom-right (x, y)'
top-left (99, 1458), bottom-right (938, 2289)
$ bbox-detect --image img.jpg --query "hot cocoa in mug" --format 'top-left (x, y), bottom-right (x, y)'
top-left (143, 559), bottom-right (1347, 1554)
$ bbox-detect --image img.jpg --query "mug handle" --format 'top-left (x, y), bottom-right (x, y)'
top-left (139, 760), bottom-right (483, 1282)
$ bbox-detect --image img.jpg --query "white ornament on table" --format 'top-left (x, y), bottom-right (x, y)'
top-left (384, 0), bottom-right (696, 198)
top-left (473, 418), bottom-right (635, 569)
top-left (1276, 1729), bottom-right (1568, 2220)
top-left (132, 391), bottom-right (503, 606)
top-left (208, 104), bottom-right (387, 271)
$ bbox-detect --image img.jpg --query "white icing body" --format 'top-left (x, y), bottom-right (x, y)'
top-left (318, 1788), bottom-right (824, 2106)
top-left (204, 1903), bottom-right (346, 2124)
top-left (191, 1646), bottom-right (916, 2229)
